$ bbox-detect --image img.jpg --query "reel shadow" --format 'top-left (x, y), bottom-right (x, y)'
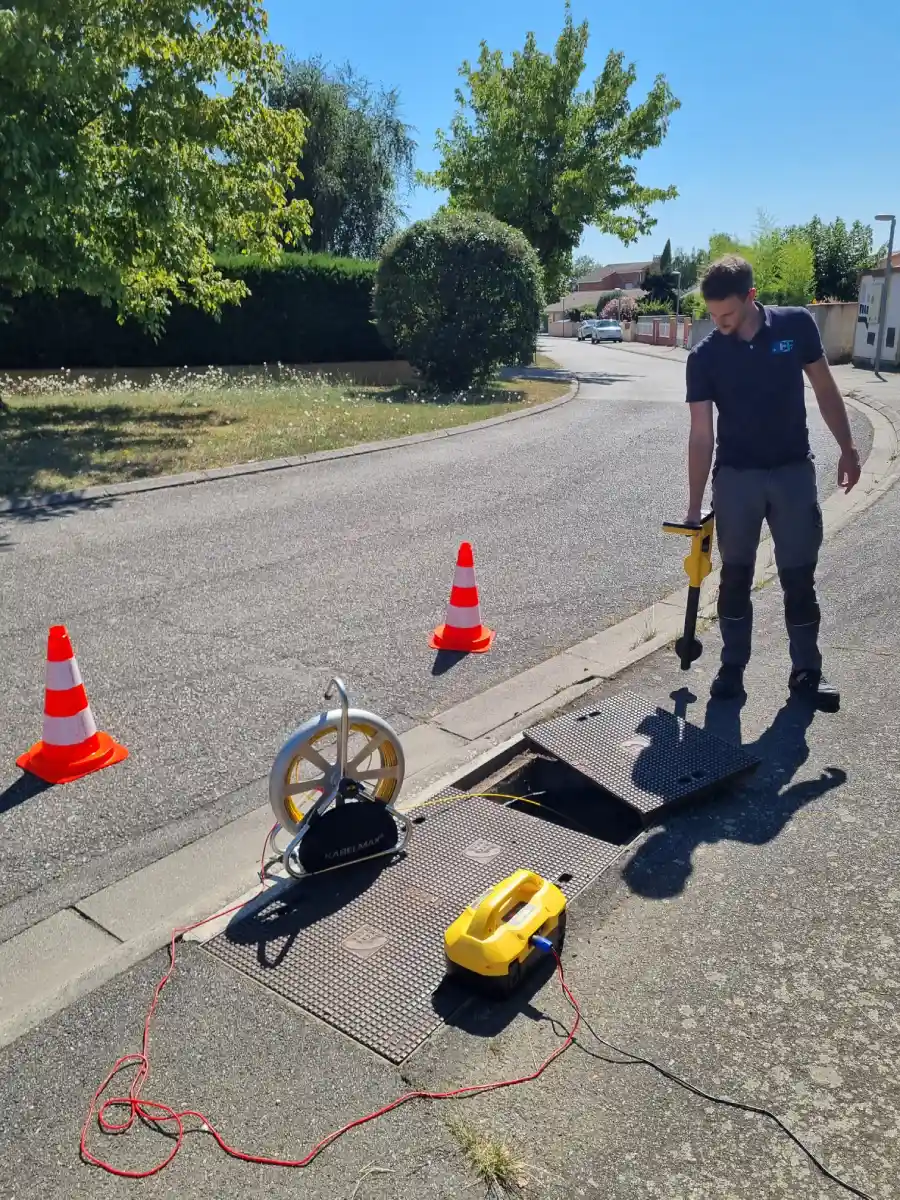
top-left (222, 856), bottom-right (394, 971)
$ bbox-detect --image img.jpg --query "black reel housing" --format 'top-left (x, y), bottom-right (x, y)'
top-left (297, 801), bottom-right (401, 874)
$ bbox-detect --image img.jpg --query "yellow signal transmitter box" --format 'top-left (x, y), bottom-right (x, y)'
top-left (444, 869), bottom-right (567, 997)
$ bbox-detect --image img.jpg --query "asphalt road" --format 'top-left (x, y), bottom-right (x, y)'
top-left (1, 395), bottom-right (896, 1200)
top-left (0, 339), bottom-right (873, 939)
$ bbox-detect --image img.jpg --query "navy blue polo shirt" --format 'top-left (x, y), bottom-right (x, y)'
top-left (685, 304), bottom-right (825, 470)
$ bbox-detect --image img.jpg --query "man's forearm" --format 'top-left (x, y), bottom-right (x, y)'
top-left (688, 433), bottom-right (713, 513)
top-left (815, 381), bottom-right (856, 452)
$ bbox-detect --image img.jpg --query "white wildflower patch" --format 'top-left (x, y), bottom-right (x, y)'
top-left (0, 362), bottom-right (351, 400)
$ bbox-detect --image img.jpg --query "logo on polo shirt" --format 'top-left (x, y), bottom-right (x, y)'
top-left (772, 339), bottom-right (794, 354)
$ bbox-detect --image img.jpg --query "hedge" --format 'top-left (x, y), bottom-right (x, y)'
top-left (0, 253), bottom-right (394, 370)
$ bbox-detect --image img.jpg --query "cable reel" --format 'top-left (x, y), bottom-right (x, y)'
top-left (268, 676), bottom-right (412, 880)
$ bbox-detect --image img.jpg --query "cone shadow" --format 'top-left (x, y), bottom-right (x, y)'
top-left (431, 649), bottom-right (469, 676)
top-left (0, 772), bottom-right (53, 816)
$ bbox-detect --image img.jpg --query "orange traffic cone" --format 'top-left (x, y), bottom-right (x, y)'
top-left (429, 541), bottom-right (496, 653)
top-left (17, 624), bottom-right (128, 785)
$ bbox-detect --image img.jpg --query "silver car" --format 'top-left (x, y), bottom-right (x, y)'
top-left (591, 319), bottom-right (623, 343)
top-left (576, 319), bottom-right (600, 341)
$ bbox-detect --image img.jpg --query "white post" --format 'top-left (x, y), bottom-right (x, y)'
top-left (874, 215), bottom-right (896, 375)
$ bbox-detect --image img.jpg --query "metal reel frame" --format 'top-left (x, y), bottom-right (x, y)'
top-left (268, 677), bottom-right (412, 880)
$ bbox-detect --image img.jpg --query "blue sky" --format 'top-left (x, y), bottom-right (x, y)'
top-left (263, 0), bottom-right (900, 267)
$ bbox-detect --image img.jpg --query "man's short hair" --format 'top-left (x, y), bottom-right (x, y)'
top-left (700, 255), bottom-right (754, 302)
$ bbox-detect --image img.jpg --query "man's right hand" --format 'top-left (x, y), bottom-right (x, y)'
top-left (685, 508), bottom-right (702, 526)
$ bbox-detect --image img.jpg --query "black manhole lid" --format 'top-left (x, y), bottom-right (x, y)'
top-left (204, 793), bottom-right (620, 1062)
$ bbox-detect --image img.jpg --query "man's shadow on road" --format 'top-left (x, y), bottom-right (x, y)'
top-left (622, 686), bottom-right (846, 900)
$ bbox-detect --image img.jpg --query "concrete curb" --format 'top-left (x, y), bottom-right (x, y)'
top-left (2, 389), bottom-right (897, 1052)
top-left (0, 375), bottom-right (580, 514)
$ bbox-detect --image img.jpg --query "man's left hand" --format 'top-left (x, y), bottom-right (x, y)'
top-left (838, 445), bottom-right (861, 493)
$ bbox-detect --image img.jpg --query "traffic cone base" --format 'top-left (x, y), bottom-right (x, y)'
top-left (17, 624), bottom-right (128, 785)
top-left (429, 622), bottom-right (495, 653)
top-left (430, 541), bottom-right (495, 654)
top-left (17, 729), bottom-right (128, 786)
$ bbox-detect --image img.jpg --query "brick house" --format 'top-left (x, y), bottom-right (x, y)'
top-left (544, 257), bottom-right (660, 326)
top-left (573, 258), bottom-right (660, 292)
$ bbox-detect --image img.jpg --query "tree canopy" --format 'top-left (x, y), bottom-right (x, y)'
top-left (704, 210), bottom-right (881, 306)
top-left (418, 2), bottom-right (680, 300)
top-left (708, 213), bottom-right (815, 306)
top-left (670, 247), bottom-right (707, 292)
top-left (0, 0), bottom-right (311, 332)
top-left (642, 242), bottom-right (679, 305)
top-left (785, 216), bottom-right (876, 302)
top-left (267, 55), bottom-right (416, 260)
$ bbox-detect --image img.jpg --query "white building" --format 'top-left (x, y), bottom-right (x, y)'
top-left (854, 251), bottom-right (900, 370)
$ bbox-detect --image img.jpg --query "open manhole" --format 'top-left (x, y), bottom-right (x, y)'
top-left (475, 752), bottom-right (646, 847)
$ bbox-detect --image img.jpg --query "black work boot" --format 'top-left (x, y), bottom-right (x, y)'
top-left (789, 668), bottom-right (840, 712)
top-left (710, 664), bottom-right (746, 701)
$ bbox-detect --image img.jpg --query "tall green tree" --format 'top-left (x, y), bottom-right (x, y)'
top-left (0, 0), bottom-right (311, 333)
top-left (641, 269), bottom-right (678, 305)
top-left (785, 216), bottom-right (876, 302)
top-left (671, 246), bottom-right (707, 291)
top-left (708, 232), bottom-right (744, 263)
top-left (705, 213), bottom-right (815, 305)
top-left (418, 1), bottom-right (680, 300)
top-left (659, 238), bottom-right (673, 274)
top-left (267, 55), bottom-right (416, 259)
top-left (778, 237), bottom-right (816, 305)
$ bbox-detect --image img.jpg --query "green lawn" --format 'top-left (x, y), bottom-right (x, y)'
top-left (0, 356), bottom-right (566, 497)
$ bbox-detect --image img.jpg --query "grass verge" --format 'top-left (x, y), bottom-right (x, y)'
top-left (0, 356), bottom-right (567, 498)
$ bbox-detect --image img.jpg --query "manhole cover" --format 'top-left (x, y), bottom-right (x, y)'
top-left (204, 793), bottom-right (621, 1062)
top-left (525, 690), bottom-right (759, 821)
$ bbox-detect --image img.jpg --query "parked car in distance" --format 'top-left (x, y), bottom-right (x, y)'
top-left (576, 319), bottom-right (600, 341)
top-left (591, 319), bottom-right (623, 344)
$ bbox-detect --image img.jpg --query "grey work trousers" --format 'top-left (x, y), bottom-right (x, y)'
top-left (712, 458), bottom-right (824, 672)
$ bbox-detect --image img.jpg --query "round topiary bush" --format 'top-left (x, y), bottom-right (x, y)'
top-left (373, 210), bottom-right (545, 392)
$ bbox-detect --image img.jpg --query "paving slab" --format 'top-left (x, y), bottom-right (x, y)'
top-left (77, 805), bottom-right (272, 943)
top-left (433, 651), bottom-right (602, 740)
top-left (0, 909), bottom-right (119, 1036)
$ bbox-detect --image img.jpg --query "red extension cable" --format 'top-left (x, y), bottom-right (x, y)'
top-left (79, 827), bottom-right (581, 1180)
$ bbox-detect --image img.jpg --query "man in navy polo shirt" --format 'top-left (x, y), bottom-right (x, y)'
top-left (685, 255), bottom-right (861, 708)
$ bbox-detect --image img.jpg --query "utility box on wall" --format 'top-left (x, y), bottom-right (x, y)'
top-left (855, 257), bottom-right (900, 370)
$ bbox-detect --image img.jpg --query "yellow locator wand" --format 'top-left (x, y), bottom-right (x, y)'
top-left (661, 510), bottom-right (715, 670)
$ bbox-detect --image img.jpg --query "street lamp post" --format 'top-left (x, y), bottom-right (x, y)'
top-left (873, 213), bottom-right (896, 376)
top-left (674, 269), bottom-right (682, 321)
